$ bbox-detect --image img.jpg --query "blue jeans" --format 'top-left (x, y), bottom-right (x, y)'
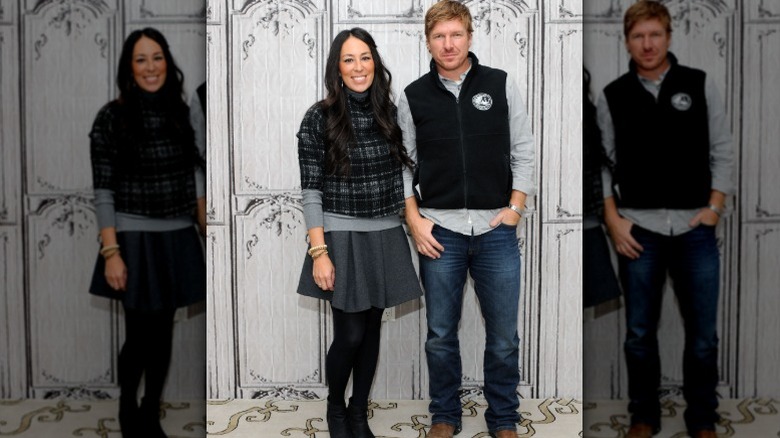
top-left (419, 224), bottom-right (521, 433)
top-left (620, 224), bottom-right (720, 434)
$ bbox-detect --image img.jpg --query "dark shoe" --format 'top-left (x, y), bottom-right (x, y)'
top-left (139, 398), bottom-right (167, 438)
top-left (490, 430), bottom-right (519, 438)
top-left (347, 402), bottom-right (375, 438)
top-left (626, 422), bottom-right (653, 438)
top-left (428, 423), bottom-right (458, 438)
top-left (692, 430), bottom-right (717, 438)
top-left (327, 401), bottom-right (354, 438)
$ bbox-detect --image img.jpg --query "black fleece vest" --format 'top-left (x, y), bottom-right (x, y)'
top-left (405, 54), bottom-right (511, 209)
top-left (604, 55), bottom-right (711, 209)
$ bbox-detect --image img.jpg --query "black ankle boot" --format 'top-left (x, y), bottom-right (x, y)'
top-left (327, 400), bottom-right (354, 438)
top-left (139, 398), bottom-right (167, 438)
top-left (347, 401), bottom-right (375, 438)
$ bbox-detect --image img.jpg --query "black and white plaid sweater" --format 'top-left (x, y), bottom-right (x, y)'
top-left (297, 93), bottom-right (404, 218)
top-left (90, 96), bottom-right (197, 218)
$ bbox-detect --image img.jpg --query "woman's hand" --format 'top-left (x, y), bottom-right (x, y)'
top-left (104, 254), bottom-right (128, 291)
top-left (313, 254), bottom-right (335, 291)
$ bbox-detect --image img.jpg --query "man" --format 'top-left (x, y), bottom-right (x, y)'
top-left (397, 2), bottom-right (535, 437)
top-left (597, 2), bottom-right (734, 437)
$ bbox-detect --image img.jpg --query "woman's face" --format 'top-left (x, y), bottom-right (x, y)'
top-left (132, 36), bottom-right (167, 93)
top-left (338, 36), bottom-right (375, 93)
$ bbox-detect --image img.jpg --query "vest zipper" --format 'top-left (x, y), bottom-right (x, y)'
top-left (455, 95), bottom-right (468, 209)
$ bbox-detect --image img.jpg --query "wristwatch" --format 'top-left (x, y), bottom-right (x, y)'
top-left (508, 204), bottom-right (523, 216)
top-left (707, 204), bottom-right (724, 216)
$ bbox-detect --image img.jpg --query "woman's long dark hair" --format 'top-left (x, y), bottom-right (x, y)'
top-left (583, 67), bottom-right (607, 218)
top-left (321, 28), bottom-right (414, 176)
top-left (114, 28), bottom-right (203, 169)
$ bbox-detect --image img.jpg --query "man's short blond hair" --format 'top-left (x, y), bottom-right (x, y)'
top-left (425, 0), bottom-right (474, 40)
top-left (624, 0), bottom-right (672, 38)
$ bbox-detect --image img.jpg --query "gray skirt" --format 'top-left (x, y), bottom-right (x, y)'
top-left (296, 225), bottom-right (423, 312)
top-left (89, 226), bottom-right (206, 311)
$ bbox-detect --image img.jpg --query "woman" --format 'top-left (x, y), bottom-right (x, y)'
top-left (296, 28), bottom-right (422, 438)
top-left (89, 28), bottom-right (205, 438)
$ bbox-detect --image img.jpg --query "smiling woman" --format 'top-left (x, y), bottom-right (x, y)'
top-left (87, 27), bottom-right (206, 438)
top-left (295, 27), bottom-right (422, 438)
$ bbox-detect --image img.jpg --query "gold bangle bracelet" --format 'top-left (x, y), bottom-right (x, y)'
top-left (308, 244), bottom-right (328, 257)
top-left (100, 244), bottom-right (120, 256)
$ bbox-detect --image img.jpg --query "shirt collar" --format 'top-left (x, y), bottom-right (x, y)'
top-left (636, 64), bottom-right (671, 87)
top-left (438, 57), bottom-right (473, 85)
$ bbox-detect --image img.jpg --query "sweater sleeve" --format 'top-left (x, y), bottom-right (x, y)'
top-left (297, 104), bottom-right (327, 191)
top-left (89, 102), bottom-right (119, 192)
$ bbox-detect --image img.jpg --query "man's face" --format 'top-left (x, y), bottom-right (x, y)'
top-left (625, 18), bottom-right (671, 79)
top-left (427, 19), bottom-right (472, 80)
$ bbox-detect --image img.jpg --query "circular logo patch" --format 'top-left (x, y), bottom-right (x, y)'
top-left (472, 93), bottom-right (493, 111)
top-left (671, 92), bottom-right (692, 111)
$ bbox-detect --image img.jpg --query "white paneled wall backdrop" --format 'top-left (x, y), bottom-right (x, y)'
top-left (584, 0), bottom-right (780, 400)
top-left (0, 0), bottom-right (206, 399)
top-left (205, 0), bottom-right (583, 400)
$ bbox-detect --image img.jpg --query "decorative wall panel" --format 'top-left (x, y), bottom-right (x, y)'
top-left (739, 19), bottom-right (780, 398)
top-left (23, 1), bottom-right (117, 194)
top-left (0, 0), bottom-right (16, 25)
top-left (739, 224), bottom-right (780, 397)
top-left (230, 1), bottom-right (325, 194)
top-left (748, 0), bottom-right (780, 21)
top-left (206, 22), bottom-right (229, 223)
top-left (208, 0), bottom-right (583, 400)
top-left (542, 23), bottom-right (581, 221)
top-left (233, 194), bottom-right (323, 391)
top-left (127, 0), bottom-right (207, 22)
top-left (0, 227), bottom-right (25, 398)
top-left (538, 223), bottom-right (582, 395)
top-left (206, 226), bottom-right (235, 399)
top-left (0, 26), bottom-right (21, 225)
top-left (742, 25), bottom-right (780, 221)
top-left (551, 0), bottom-right (582, 21)
top-left (334, 0), bottom-right (425, 22)
top-left (26, 197), bottom-right (112, 394)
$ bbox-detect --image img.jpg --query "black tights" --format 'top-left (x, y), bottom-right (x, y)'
top-left (326, 306), bottom-right (384, 407)
top-left (118, 307), bottom-right (176, 404)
